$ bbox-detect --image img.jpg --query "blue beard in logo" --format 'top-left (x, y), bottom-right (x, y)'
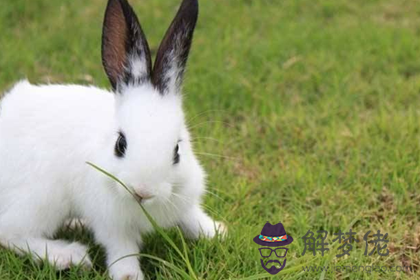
top-left (260, 259), bottom-right (287, 275)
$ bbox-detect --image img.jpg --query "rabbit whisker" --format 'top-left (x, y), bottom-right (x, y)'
top-left (187, 120), bottom-right (233, 130)
top-left (195, 152), bottom-right (239, 161)
top-left (186, 109), bottom-right (227, 125)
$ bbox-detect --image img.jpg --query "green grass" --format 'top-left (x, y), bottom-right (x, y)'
top-left (1, 0), bottom-right (420, 279)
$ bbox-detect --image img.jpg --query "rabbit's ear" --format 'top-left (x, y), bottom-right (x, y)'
top-left (152, 0), bottom-right (198, 95)
top-left (102, 0), bottom-right (152, 91)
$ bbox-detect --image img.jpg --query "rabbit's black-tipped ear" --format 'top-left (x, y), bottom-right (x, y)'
top-left (152, 0), bottom-right (199, 95)
top-left (102, 0), bottom-right (152, 92)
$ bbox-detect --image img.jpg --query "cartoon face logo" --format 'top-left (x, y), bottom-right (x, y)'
top-left (253, 222), bottom-right (293, 275)
top-left (259, 247), bottom-right (288, 274)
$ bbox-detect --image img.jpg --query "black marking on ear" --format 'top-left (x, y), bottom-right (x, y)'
top-left (152, 0), bottom-right (199, 95)
top-left (102, 0), bottom-right (152, 92)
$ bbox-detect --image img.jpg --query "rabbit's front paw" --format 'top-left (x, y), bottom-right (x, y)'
top-left (200, 220), bottom-right (228, 239)
top-left (110, 266), bottom-right (144, 280)
top-left (215, 221), bottom-right (228, 237)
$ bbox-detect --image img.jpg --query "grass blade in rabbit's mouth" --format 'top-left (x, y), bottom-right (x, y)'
top-left (133, 193), bottom-right (143, 203)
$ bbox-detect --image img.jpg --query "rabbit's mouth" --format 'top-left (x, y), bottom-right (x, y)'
top-left (133, 193), bottom-right (143, 203)
top-left (133, 192), bottom-right (155, 204)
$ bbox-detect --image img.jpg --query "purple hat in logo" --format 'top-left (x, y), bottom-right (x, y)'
top-left (253, 222), bottom-right (294, 247)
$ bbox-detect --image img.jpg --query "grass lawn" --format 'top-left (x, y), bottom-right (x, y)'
top-left (1, 0), bottom-right (420, 279)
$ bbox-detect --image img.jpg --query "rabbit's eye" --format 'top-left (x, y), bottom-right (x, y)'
top-left (115, 132), bottom-right (127, 158)
top-left (173, 144), bottom-right (180, 164)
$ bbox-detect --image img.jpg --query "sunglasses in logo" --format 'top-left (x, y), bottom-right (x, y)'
top-left (259, 247), bottom-right (288, 258)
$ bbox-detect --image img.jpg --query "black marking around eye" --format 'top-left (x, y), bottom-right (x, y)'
top-left (173, 144), bottom-right (180, 164)
top-left (115, 132), bottom-right (127, 158)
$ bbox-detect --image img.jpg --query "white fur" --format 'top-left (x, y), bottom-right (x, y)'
top-left (0, 80), bottom-right (225, 280)
top-left (129, 55), bottom-right (148, 80)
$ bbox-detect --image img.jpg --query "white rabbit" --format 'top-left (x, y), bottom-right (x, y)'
top-left (0, 0), bottom-right (226, 279)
